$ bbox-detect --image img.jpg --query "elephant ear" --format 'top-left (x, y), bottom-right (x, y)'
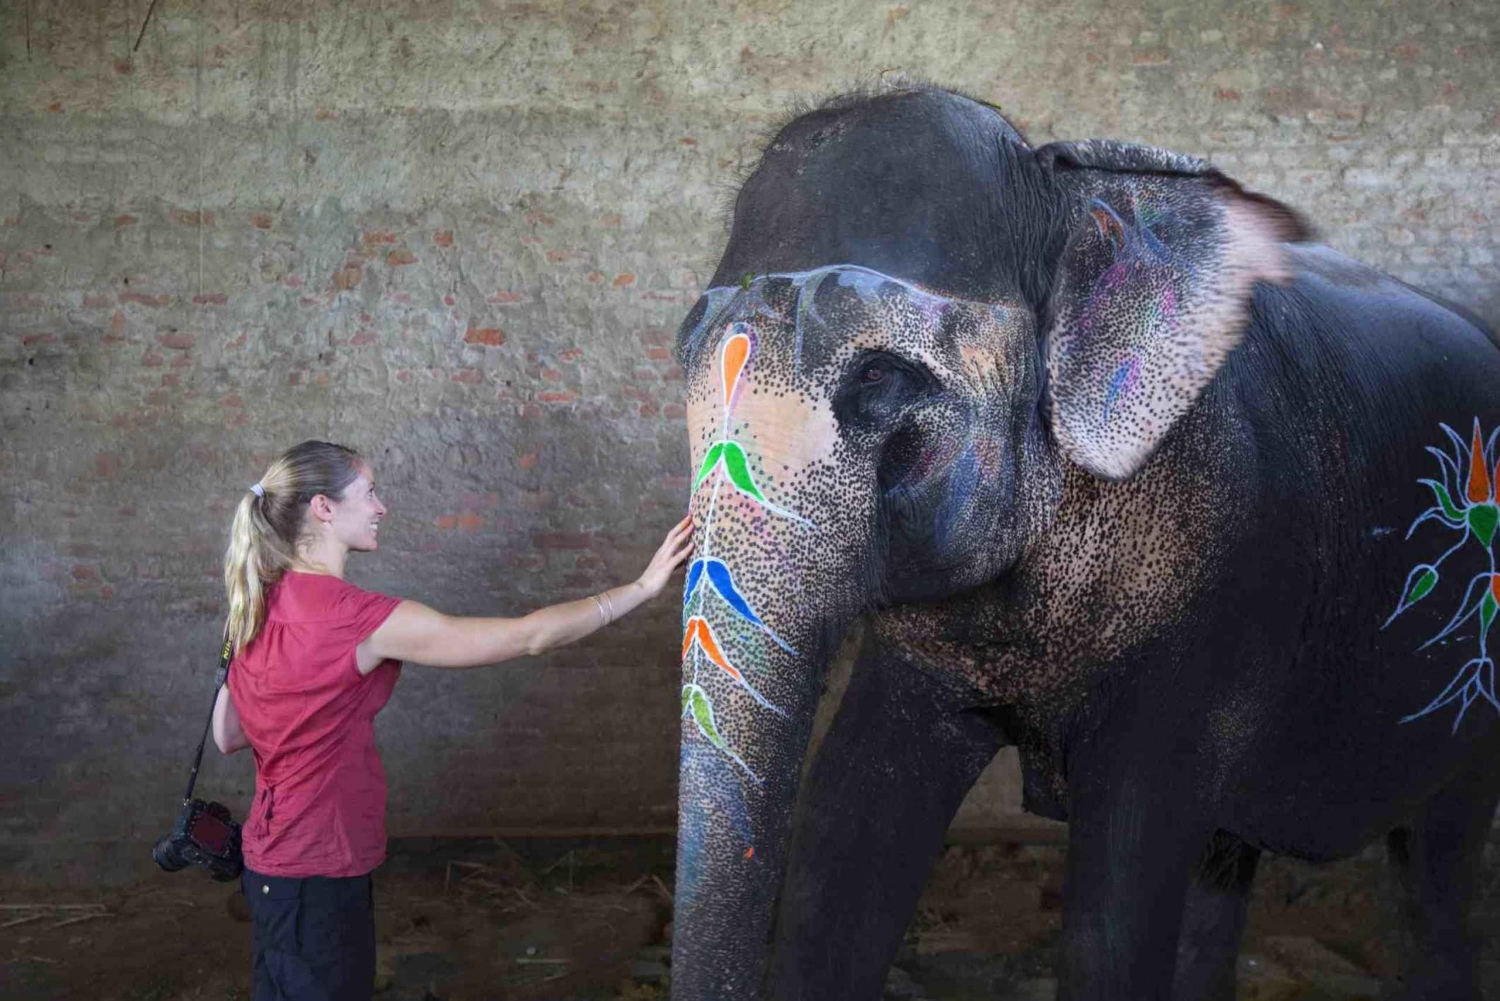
top-left (1037, 140), bottom-right (1309, 480)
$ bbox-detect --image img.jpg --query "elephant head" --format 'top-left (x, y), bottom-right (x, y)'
top-left (669, 87), bottom-right (1303, 999)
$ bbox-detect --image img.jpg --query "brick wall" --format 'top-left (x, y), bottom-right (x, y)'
top-left (2, 0), bottom-right (1497, 882)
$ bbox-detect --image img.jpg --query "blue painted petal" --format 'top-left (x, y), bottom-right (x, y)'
top-left (683, 559), bottom-right (706, 607)
top-left (705, 559), bottom-right (765, 627)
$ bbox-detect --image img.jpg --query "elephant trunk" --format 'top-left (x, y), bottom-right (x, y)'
top-left (671, 634), bottom-right (837, 999)
top-left (669, 294), bottom-right (876, 998)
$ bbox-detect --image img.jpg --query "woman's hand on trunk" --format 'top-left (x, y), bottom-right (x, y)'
top-left (637, 515), bottom-right (695, 598)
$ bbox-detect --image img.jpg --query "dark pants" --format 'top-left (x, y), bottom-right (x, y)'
top-left (243, 868), bottom-right (376, 1001)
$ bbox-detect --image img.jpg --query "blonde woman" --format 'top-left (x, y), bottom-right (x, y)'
top-left (215, 439), bottom-right (693, 1001)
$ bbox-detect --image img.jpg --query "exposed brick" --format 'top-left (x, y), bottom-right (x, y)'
top-left (613, 273), bottom-right (636, 287)
top-left (451, 368), bottom-right (483, 384)
top-left (465, 327), bottom-right (505, 346)
top-left (191, 293), bottom-right (228, 306)
top-left (433, 229), bottom-right (453, 246)
top-left (533, 531), bottom-right (593, 550)
top-left (536, 391), bottom-right (576, 403)
top-left (362, 229), bottom-right (398, 245)
top-left (332, 265), bottom-right (362, 291)
top-left (169, 208), bottom-right (214, 226)
top-left (386, 249), bottom-right (417, 266)
top-left (158, 332), bottom-right (195, 350)
top-left (249, 212), bottom-right (274, 229)
top-left (121, 291), bottom-right (170, 308)
top-left (488, 291), bottom-right (523, 304)
top-left (558, 348), bottom-right (584, 362)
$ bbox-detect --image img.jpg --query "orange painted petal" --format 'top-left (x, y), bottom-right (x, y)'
top-left (721, 332), bottom-right (751, 406)
top-left (1468, 421), bottom-right (1491, 503)
top-left (681, 618), bottom-right (702, 661)
top-left (695, 620), bottom-right (743, 681)
top-left (1492, 574), bottom-right (1500, 604)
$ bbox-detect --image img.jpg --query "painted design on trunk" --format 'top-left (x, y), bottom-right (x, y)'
top-left (681, 325), bottom-right (808, 780)
top-left (1386, 419), bottom-right (1500, 731)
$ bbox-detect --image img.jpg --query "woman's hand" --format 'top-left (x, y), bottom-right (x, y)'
top-left (636, 515), bottom-right (696, 599)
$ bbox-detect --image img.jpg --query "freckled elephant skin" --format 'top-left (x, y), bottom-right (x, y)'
top-left (669, 85), bottom-right (1500, 1001)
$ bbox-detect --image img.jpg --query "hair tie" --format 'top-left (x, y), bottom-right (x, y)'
top-left (249, 483), bottom-right (265, 498)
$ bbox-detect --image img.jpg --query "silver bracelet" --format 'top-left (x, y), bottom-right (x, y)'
top-left (590, 594), bottom-right (607, 626)
top-left (601, 589), bottom-right (616, 625)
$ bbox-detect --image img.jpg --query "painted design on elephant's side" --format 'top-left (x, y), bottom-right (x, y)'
top-left (1386, 419), bottom-right (1500, 730)
top-left (681, 325), bottom-right (804, 780)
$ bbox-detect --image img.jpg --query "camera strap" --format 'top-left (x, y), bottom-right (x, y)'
top-left (181, 633), bottom-right (235, 805)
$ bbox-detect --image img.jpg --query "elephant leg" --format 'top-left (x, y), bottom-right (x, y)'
top-left (1171, 832), bottom-right (1260, 1001)
top-left (1385, 749), bottom-right (1500, 1001)
top-left (1058, 738), bottom-right (1211, 1001)
top-left (764, 639), bottom-right (1005, 1001)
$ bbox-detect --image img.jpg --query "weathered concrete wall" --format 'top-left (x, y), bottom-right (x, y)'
top-left (2, 0), bottom-right (1497, 882)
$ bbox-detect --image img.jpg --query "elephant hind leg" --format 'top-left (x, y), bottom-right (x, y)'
top-left (1171, 831), bottom-right (1260, 1001)
top-left (1385, 750), bottom-right (1500, 1001)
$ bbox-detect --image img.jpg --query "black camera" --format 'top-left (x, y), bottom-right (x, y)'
top-left (152, 798), bottom-right (244, 882)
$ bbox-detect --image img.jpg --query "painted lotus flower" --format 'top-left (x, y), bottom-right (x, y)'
top-left (1386, 420), bottom-right (1500, 730)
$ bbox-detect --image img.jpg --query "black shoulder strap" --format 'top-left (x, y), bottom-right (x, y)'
top-left (182, 633), bottom-right (235, 805)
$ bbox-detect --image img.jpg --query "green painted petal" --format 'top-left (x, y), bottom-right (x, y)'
top-left (1469, 503), bottom-right (1498, 548)
top-left (1483, 592), bottom-right (1498, 638)
top-left (1424, 480), bottom-right (1463, 522)
top-left (687, 686), bottom-right (728, 750)
top-left (693, 443), bottom-right (725, 491)
top-left (1406, 568), bottom-right (1439, 606)
top-left (721, 442), bottom-right (766, 502)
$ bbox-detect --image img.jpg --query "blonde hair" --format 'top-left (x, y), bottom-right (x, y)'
top-left (223, 440), bottom-right (364, 649)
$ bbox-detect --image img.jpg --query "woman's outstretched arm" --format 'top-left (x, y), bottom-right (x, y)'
top-left (358, 515), bottom-right (694, 671)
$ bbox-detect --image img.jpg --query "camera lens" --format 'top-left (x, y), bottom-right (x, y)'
top-left (151, 835), bottom-right (187, 872)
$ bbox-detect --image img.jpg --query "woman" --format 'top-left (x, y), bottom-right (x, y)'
top-left (213, 439), bottom-right (693, 1001)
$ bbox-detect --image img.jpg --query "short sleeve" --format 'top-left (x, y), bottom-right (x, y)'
top-left (332, 583), bottom-right (402, 646)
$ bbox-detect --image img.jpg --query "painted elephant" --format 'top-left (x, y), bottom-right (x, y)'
top-left (668, 85), bottom-right (1500, 1001)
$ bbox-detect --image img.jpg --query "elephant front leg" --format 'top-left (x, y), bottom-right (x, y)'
top-left (1172, 833), bottom-right (1260, 1001)
top-left (1059, 748), bottom-right (1212, 1001)
top-left (765, 638), bottom-right (1006, 1001)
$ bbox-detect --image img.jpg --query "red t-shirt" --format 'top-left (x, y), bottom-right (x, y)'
top-left (228, 571), bottom-right (402, 878)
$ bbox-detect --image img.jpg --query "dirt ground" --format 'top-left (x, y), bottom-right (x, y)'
top-left (4, 835), bottom-right (1499, 1000)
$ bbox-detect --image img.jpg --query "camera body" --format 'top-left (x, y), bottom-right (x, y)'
top-left (152, 798), bottom-right (243, 882)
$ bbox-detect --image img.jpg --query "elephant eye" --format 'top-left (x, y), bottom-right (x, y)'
top-left (832, 351), bottom-right (936, 433)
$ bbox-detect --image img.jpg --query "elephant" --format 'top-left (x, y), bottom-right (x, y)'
top-left (667, 85), bottom-right (1500, 1000)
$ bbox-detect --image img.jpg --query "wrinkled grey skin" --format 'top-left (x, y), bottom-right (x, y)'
top-left (670, 86), bottom-right (1500, 1001)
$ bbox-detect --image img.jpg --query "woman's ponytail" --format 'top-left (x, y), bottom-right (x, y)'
top-left (222, 441), bottom-right (363, 649)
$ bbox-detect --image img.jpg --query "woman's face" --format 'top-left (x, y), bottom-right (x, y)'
top-left (329, 463), bottom-right (387, 552)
